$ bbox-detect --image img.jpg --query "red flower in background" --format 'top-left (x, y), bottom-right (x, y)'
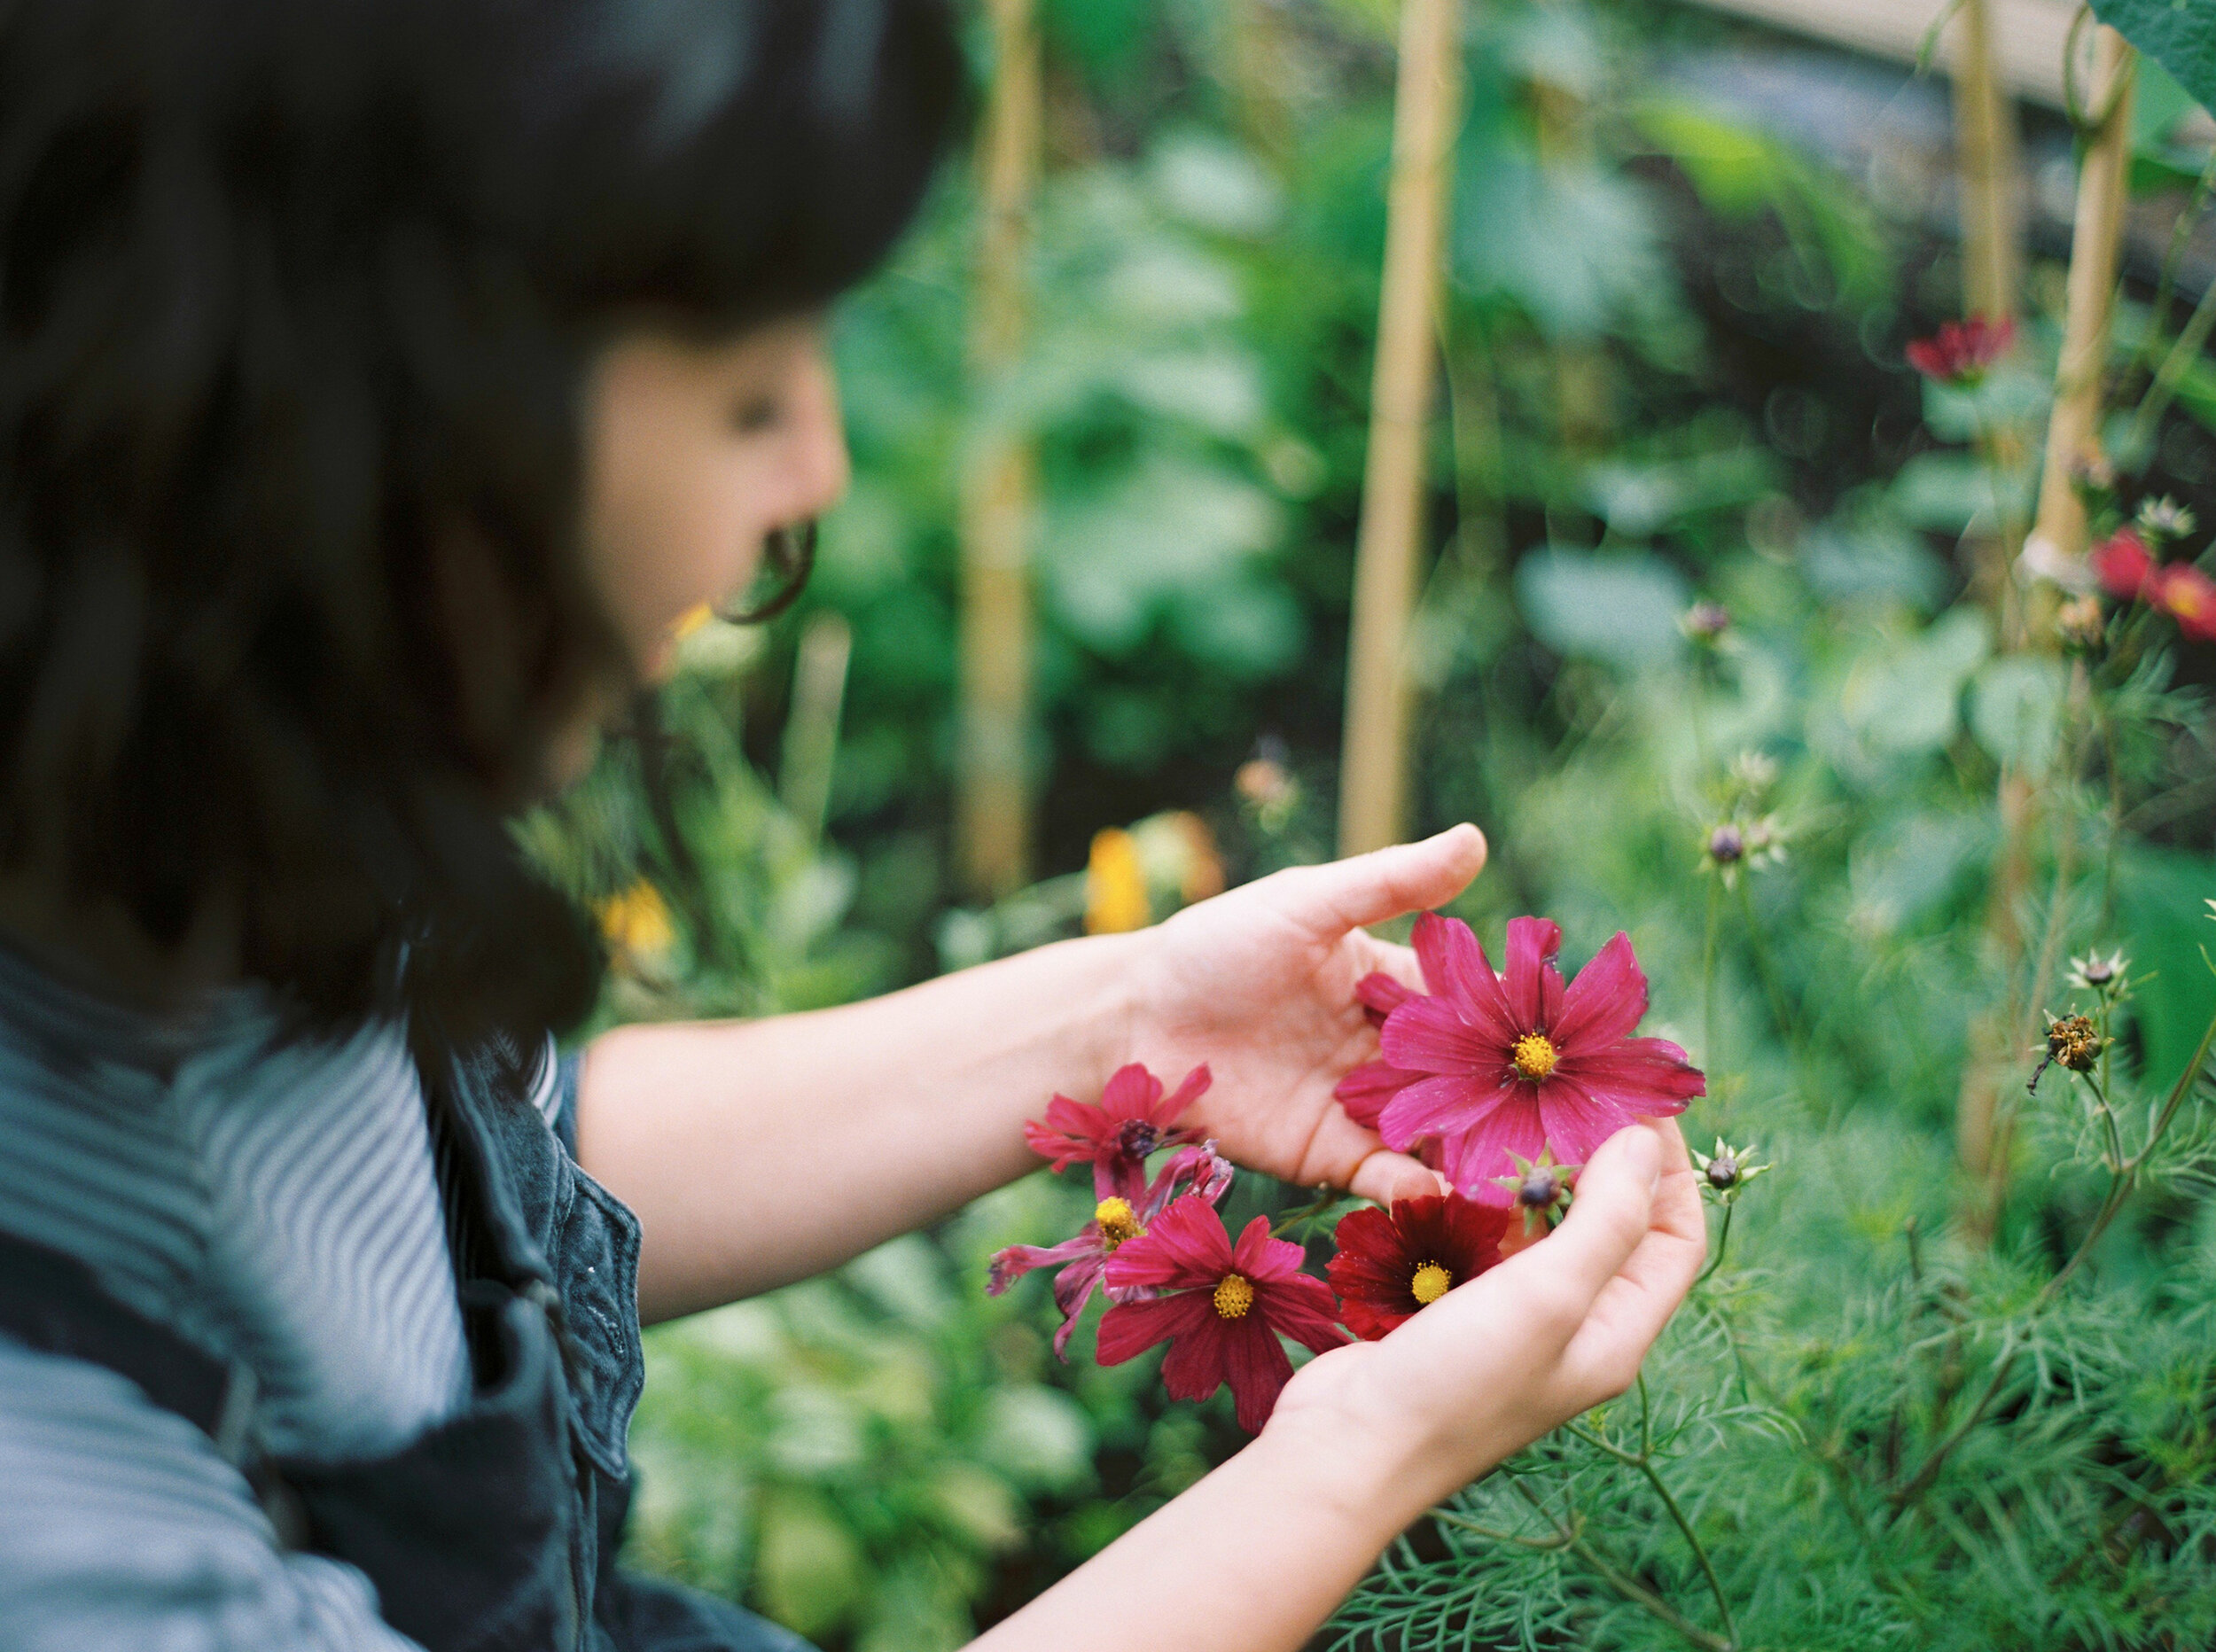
top-left (2151, 562), bottom-right (2216, 642)
top-left (1098, 1196), bottom-right (1346, 1432)
top-left (2091, 527), bottom-right (2155, 599)
top-left (1327, 1191), bottom-right (1510, 1340)
top-left (1023, 1062), bottom-right (1210, 1197)
top-left (1372, 915), bottom-right (1704, 1201)
top-left (1905, 315), bottom-right (2015, 385)
top-left (989, 1144), bottom-right (1233, 1359)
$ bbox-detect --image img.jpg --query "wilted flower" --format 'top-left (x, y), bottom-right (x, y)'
top-left (1682, 601), bottom-right (1732, 643)
top-left (1368, 916), bottom-right (1704, 1200)
top-left (2056, 593), bottom-right (2106, 651)
top-left (2046, 1013), bottom-right (2103, 1073)
top-left (2136, 495), bottom-right (2197, 543)
top-left (1023, 1062), bottom-right (1211, 1198)
top-left (1689, 1137), bottom-right (1771, 1204)
top-left (1098, 1196), bottom-right (1346, 1432)
top-left (1905, 315), bottom-right (2015, 385)
top-left (1493, 1147), bottom-right (1579, 1234)
top-left (1326, 1191), bottom-right (1510, 1340)
top-left (2066, 950), bottom-right (2127, 994)
top-left (2090, 528), bottom-right (2155, 601)
top-left (990, 1145), bottom-right (1233, 1359)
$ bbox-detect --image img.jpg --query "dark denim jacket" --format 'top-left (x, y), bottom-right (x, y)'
top-left (0, 1029), bottom-right (808, 1652)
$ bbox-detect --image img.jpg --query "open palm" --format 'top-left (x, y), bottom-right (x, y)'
top-left (1120, 824), bottom-right (1487, 1204)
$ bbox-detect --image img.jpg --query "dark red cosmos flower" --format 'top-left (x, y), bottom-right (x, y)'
top-left (1374, 914), bottom-right (1705, 1200)
top-left (1905, 315), bottom-right (2015, 385)
top-left (1023, 1062), bottom-right (1210, 1198)
top-left (1326, 1191), bottom-right (1510, 1340)
top-left (2091, 527), bottom-right (2154, 600)
top-left (1098, 1196), bottom-right (1346, 1432)
top-left (989, 1144), bottom-right (1233, 1359)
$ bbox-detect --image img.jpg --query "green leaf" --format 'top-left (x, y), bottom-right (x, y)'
top-left (1514, 548), bottom-right (1689, 667)
top-left (1967, 655), bottom-right (2068, 776)
top-left (1839, 608), bottom-right (1991, 752)
top-left (2092, 0), bottom-right (2216, 119)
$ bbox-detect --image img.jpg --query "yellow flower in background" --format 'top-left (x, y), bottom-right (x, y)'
top-left (597, 879), bottom-right (675, 972)
top-left (1084, 828), bottom-right (1151, 934)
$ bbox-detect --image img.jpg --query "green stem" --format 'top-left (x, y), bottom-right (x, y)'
top-left (2135, 147), bottom-right (2216, 386)
top-left (2127, 266), bottom-right (2216, 464)
top-left (1695, 1200), bottom-right (1736, 1288)
top-left (1508, 1481), bottom-right (1735, 1652)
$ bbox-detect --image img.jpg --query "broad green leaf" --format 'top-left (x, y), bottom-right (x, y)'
top-left (1968, 654), bottom-right (2068, 776)
top-left (1840, 608), bottom-right (1991, 752)
top-left (2093, 0), bottom-right (2216, 119)
top-left (1515, 548), bottom-right (1689, 667)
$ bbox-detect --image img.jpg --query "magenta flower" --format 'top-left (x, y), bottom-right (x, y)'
top-left (1098, 1196), bottom-right (1346, 1432)
top-left (1022, 1062), bottom-right (1210, 1198)
top-left (1905, 314), bottom-right (2014, 385)
top-left (1336, 971), bottom-right (1426, 1127)
top-left (989, 1144), bottom-right (1233, 1359)
top-left (1372, 914), bottom-right (1704, 1200)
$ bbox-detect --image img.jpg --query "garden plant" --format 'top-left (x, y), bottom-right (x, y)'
top-left (524, 0), bottom-right (2216, 1647)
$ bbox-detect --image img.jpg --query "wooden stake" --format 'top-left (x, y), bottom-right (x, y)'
top-left (2025, 25), bottom-right (2136, 570)
top-left (958, 0), bottom-right (1042, 898)
top-left (1950, 0), bottom-right (2023, 323)
top-left (1338, 0), bottom-right (1461, 857)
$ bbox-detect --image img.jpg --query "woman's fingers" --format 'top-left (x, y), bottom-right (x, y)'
top-left (1495, 1125), bottom-right (1660, 1339)
top-left (1276, 825), bottom-right (1486, 937)
top-left (1354, 937), bottom-right (1427, 996)
top-left (1346, 1145), bottom-right (1451, 1205)
top-left (1558, 1120), bottom-right (1705, 1393)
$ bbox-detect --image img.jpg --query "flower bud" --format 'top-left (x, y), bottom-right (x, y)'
top-left (1707, 824), bottom-right (1745, 864)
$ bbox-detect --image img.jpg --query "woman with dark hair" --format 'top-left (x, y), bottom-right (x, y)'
top-left (0, 2), bottom-right (1702, 1648)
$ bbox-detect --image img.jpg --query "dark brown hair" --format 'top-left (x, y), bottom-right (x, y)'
top-left (0, 0), bottom-right (961, 1040)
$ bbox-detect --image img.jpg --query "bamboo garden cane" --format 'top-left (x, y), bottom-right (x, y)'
top-left (958, 0), bottom-right (1043, 898)
top-left (1338, 0), bottom-right (1462, 856)
top-left (1956, 20), bottom-right (2135, 1227)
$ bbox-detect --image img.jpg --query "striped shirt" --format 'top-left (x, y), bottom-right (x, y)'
top-left (0, 939), bottom-right (563, 1650)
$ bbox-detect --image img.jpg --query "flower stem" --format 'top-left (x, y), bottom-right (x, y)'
top-left (1508, 1480), bottom-right (1734, 1652)
top-left (1703, 877), bottom-right (1721, 1075)
top-left (1695, 1201), bottom-right (1736, 1288)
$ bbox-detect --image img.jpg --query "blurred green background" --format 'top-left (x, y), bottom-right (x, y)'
top-left (520, 0), bottom-right (2216, 1645)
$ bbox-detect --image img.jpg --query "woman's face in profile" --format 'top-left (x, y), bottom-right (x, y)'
top-left (580, 314), bottom-right (849, 685)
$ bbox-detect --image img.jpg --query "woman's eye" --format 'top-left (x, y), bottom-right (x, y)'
top-left (731, 396), bottom-right (784, 434)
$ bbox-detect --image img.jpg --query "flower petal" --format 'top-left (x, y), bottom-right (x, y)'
top-left (1502, 917), bottom-right (1563, 1031)
top-left (1435, 1093), bottom-right (1548, 1200)
top-left (1556, 1037), bottom-right (1706, 1111)
top-left (1099, 1063), bottom-right (1165, 1122)
top-left (1335, 1058), bottom-right (1423, 1128)
top-left (1382, 996), bottom-right (1506, 1074)
top-left (1550, 931), bottom-right (1649, 1054)
top-left (1096, 1289), bottom-right (1215, 1370)
top-left (1145, 1143), bottom-right (1234, 1216)
top-left (1535, 1076), bottom-right (1643, 1163)
top-left (1258, 1271), bottom-right (1347, 1357)
top-left (1379, 1073), bottom-right (1515, 1149)
top-left (1355, 972), bottom-right (1416, 1027)
top-left (1413, 914), bottom-right (1519, 1042)
top-left (1229, 1212), bottom-right (1310, 1282)
top-left (1155, 1063), bottom-right (1213, 1126)
top-left (1104, 1195), bottom-right (1231, 1292)
top-left (987, 1233), bottom-right (1097, 1296)
top-left (1220, 1317), bottom-right (1297, 1433)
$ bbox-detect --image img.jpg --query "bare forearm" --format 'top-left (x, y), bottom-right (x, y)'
top-left (971, 1425), bottom-right (1425, 1652)
top-left (575, 931), bottom-right (1144, 1321)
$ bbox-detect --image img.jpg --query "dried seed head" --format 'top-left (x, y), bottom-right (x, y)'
top-left (2046, 1013), bottom-right (2103, 1073)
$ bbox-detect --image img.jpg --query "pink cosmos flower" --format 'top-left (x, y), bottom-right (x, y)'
top-left (1098, 1196), bottom-right (1346, 1432)
top-left (1023, 1062), bottom-right (1210, 1198)
top-left (1905, 315), bottom-right (2014, 385)
top-left (1371, 914), bottom-right (1705, 1201)
top-left (989, 1144), bottom-right (1233, 1359)
top-left (1336, 972), bottom-right (1426, 1128)
top-left (2091, 527), bottom-right (2155, 600)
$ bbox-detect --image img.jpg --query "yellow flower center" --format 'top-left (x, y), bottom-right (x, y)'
top-left (1409, 1261), bottom-right (1452, 1305)
top-left (1213, 1273), bottom-right (1255, 1319)
top-left (1094, 1197), bottom-right (1141, 1248)
top-left (1511, 1032), bottom-right (1558, 1081)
